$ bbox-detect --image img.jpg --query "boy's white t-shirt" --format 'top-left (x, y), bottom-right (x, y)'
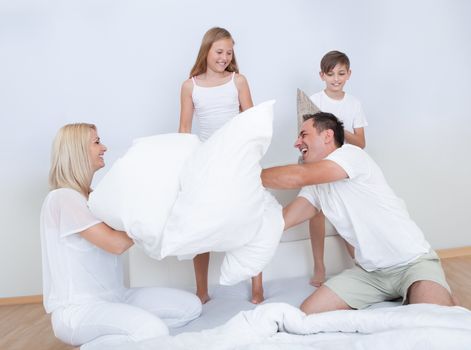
top-left (40, 188), bottom-right (126, 313)
top-left (310, 90), bottom-right (368, 133)
top-left (299, 145), bottom-right (430, 271)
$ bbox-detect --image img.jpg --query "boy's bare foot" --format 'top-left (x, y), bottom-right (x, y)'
top-left (196, 292), bottom-right (210, 304)
top-left (309, 267), bottom-right (325, 287)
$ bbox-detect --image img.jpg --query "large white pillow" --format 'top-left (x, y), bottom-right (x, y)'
top-left (160, 100), bottom-right (276, 258)
top-left (88, 133), bottom-right (201, 258)
top-left (220, 191), bottom-right (284, 285)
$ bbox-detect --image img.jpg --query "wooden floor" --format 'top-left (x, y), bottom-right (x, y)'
top-left (1, 256), bottom-right (470, 350)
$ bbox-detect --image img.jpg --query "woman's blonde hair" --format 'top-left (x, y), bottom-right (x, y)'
top-left (48, 123), bottom-right (96, 197)
top-left (189, 27), bottom-right (239, 78)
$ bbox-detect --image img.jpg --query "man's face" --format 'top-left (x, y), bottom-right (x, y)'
top-left (294, 120), bottom-right (328, 163)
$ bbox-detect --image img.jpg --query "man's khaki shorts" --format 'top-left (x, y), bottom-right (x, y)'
top-left (324, 250), bottom-right (450, 309)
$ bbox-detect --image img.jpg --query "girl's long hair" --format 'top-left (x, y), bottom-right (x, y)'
top-left (189, 27), bottom-right (239, 78)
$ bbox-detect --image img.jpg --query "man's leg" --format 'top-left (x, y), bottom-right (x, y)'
top-left (300, 285), bottom-right (352, 314)
top-left (400, 250), bottom-right (455, 307)
top-left (407, 280), bottom-right (455, 306)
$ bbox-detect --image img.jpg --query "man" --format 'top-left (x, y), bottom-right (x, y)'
top-left (261, 112), bottom-right (454, 314)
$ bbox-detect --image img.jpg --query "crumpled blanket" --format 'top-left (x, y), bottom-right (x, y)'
top-left (84, 303), bottom-right (471, 350)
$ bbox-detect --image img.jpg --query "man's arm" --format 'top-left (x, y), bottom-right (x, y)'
top-left (283, 197), bottom-right (319, 230)
top-left (261, 160), bottom-right (348, 189)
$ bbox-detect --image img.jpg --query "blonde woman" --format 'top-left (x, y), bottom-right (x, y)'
top-left (40, 123), bottom-right (201, 348)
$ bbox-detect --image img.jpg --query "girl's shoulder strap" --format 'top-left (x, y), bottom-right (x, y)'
top-left (191, 76), bottom-right (197, 86)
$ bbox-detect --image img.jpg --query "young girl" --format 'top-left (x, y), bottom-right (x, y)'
top-left (179, 27), bottom-right (264, 304)
top-left (41, 123), bottom-right (201, 348)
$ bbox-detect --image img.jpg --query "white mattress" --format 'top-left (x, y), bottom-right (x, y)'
top-left (171, 275), bottom-right (399, 335)
top-left (83, 276), bottom-right (471, 350)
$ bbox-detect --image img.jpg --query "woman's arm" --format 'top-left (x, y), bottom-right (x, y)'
top-left (179, 79), bottom-right (194, 133)
top-left (80, 223), bottom-right (134, 255)
top-left (344, 127), bottom-right (366, 148)
top-left (235, 74), bottom-right (254, 112)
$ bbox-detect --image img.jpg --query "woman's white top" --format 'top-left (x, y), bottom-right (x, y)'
top-left (192, 72), bottom-right (240, 141)
top-left (40, 188), bottom-right (126, 313)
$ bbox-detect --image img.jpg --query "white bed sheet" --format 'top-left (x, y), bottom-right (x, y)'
top-left (173, 275), bottom-right (327, 334)
top-left (82, 276), bottom-right (471, 350)
top-left (173, 275), bottom-right (400, 335)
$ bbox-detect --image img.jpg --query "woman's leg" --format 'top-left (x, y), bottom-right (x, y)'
top-left (51, 302), bottom-right (168, 347)
top-left (124, 286), bottom-right (202, 328)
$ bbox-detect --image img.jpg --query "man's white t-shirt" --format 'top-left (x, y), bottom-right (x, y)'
top-left (310, 90), bottom-right (368, 133)
top-left (40, 188), bottom-right (126, 313)
top-left (299, 145), bottom-right (430, 271)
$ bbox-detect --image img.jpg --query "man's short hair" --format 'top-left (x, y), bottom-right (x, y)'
top-left (303, 112), bottom-right (345, 147)
top-left (320, 50), bottom-right (350, 73)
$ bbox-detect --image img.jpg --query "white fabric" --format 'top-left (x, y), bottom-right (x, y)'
top-left (89, 100), bottom-right (284, 285)
top-left (40, 188), bottom-right (202, 347)
top-left (86, 303), bottom-right (471, 350)
top-left (40, 188), bottom-right (124, 313)
top-left (88, 134), bottom-right (201, 258)
top-left (310, 90), bottom-right (368, 133)
top-left (161, 100), bottom-right (275, 254)
top-left (192, 72), bottom-right (240, 141)
top-left (52, 287), bottom-right (201, 348)
top-left (161, 100), bottom-right (283, 285)
top-left (220, 191), bottom-right (284, 285)
top-left (299, 145), bottom-right (430, 271)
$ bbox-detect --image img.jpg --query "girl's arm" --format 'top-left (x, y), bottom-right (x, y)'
top-left (80, 222), bottom-right (134, 255)
top-left (179, 79), bottom-right (194, 133)
top-left (235, 74), bottom-right (254, 112)
top-left (344, 127), bottom-right (366, 148)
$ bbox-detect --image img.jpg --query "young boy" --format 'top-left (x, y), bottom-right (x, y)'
top-left (308, 50), bottom-right (368, 286)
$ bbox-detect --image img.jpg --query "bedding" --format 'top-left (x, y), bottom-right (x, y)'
top-left (89, 100), bottom-right (283, 285)
top-left (81, 277), bottom-right (471, 350)
top-left (85, 303), bottom-right (471, 350)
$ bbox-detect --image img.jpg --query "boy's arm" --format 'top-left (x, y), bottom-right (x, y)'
top-left (261, 160), bottom-right (348, 189)
top-left (344, 127), bottom-right (366, 148)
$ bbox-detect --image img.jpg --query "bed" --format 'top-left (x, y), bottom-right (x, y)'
top-left (86, 101), bottom-right (471, 349)
top-left (82, 276), bottom-right (471, 350)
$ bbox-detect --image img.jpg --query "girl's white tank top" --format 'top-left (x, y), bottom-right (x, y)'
top-left (192, 72), bottom-right (239, 141)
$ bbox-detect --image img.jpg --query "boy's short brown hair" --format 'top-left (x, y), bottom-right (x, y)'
top-left (320, 50), bottom-right (350, 73)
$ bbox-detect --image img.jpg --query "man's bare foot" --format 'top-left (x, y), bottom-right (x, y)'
top-left (309, 268), bottom-right (325, 287)
top-left (196, 292), bottom-right (210, 304)
top-left (251, 291), bottom-right (264, 304)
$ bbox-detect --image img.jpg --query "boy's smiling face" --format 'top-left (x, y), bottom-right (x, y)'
top-left (320, 63), bottom-right (351, 95)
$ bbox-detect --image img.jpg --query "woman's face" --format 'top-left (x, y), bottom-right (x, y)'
top-left (89, 128), bottom-right (107, 172)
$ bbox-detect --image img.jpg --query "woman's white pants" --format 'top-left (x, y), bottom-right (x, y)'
top-left (51, 287), bottom-right (201, 348)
